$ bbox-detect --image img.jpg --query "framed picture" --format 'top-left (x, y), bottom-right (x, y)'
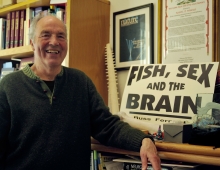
top-left (113, 3), bottom-right (154, 69)
top-left (161, 0), bottom-right (214, 64)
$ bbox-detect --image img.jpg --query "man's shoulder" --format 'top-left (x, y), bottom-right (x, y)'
top-left (63, 67), bottom-right (87, 77)
top-left (1, 70), bottom-right (23, 81)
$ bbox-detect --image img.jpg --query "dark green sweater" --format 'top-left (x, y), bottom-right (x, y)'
top-left (0, 65), bottom-right (152, 170)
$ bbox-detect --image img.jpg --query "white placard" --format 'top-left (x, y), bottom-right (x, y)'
top-left (120, 62), bottom-right (219, 132)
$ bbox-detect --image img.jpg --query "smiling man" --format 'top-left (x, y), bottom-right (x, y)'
top-left (0, 13), bottom-right (161, 170)
top-left (30, 14), bottom-right (68, 81)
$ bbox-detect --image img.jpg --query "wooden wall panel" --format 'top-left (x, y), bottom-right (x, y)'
top-left (68, 0), bottom-right (110, 104)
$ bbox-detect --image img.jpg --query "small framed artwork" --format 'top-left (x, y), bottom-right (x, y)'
top-left (113, 3), bottom-right (154, 69)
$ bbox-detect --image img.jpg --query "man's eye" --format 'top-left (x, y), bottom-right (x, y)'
top-left (58, 35), bottom-right (65, 39)
top-left (40, 34), bottom-right (50, 39)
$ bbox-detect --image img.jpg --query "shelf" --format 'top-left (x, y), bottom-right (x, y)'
top-left (0, 45), bottom-right (33, 60)
top-left (91, 138), bottom-right (220, 166)
top-left (0, 0), bottom-right (50, 17)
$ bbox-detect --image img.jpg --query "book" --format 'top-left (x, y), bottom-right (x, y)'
top-left (97, 152), bottom-right (103, 170)
top-left (10, 11), bottom-right (16, 48)
top-left (0, 18), bottom-right (6, 50)
top-left (123, 162), bottom-right (172, 170)
top-left (5, 12), bottom-right (12, 49)
top-left (34, 6), bottom-right (49, 16)
top-left (25, 7), bottom-right (34, 45)
top-left (90, 150), bottom-right (94, 170)
top-left (56, 10), bottom-right (65, 21)
top-left (23, 20), bottom-right (26, 46)
top-left (19, 10), bottom-right (25, 47)
top-left (99, 153), bottom-right (119, 170)
top-left (93, 150), bottom-right (98, 170)
top-left (56, 6), bottom-right (65, 21)
top-left (113, 158), bottom-right (201, 170)
top-left (14, 10), bottom-right (21, 47)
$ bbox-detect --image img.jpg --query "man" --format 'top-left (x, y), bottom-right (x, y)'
top-left (0, 13), bottom-right (161, 169)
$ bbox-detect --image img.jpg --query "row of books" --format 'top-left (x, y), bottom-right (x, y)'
top-left (0, 4), bottom-right (66, 50)
top-left (90, 150), bottom-right (120, 170)
top-left (90, 150), bottom-right (202, 170)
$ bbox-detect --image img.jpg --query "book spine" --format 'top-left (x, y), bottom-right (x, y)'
top-left (5, 12), bottom-right (11, 49)
top-left (123, 162), bottom-right (172, 170)
top-left (93, 150), bottom-right (98, 170)
top-left (14, 10), bottom-right (21, 47)
top-left (56, 10), bottom-right (64, 21)
top-left (10, 11), bottom-right (16, 48)
top-left (34, 6), bottom-right (49, 16)
top-left (19, 10), bottom-right (25, 47)
top-left (25, 7), bottom-right (34, 45)
top-left (90, 150), bottom-right (94, 170)
top-left (97, 152), bottom-right (103, 170)
top-left (0, 18), bottom-right (6, 50)
top-left (123, 162), bottom-right (143, 170)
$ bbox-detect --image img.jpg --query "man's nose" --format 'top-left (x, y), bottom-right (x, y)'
top-left (49, 35), bottom-right (59, 46)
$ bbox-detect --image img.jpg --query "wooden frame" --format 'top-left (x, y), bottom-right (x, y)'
top-left (113, 3), bottom-right (154, 69)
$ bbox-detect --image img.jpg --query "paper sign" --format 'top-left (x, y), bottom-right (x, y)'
top-left (120, 63), bottom-right (219, 131)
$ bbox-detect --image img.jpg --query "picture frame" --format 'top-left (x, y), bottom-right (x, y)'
top-left (113, 3), bottom-right (154, 69)
top-left (161, 0), bottom-right (214, 64)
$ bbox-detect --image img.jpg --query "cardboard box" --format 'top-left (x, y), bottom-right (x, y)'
top-left (163, 123), bottom-right (192, 143)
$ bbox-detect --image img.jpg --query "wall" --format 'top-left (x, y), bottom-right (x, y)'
top-left (109, 0), bottom-right (160, 104)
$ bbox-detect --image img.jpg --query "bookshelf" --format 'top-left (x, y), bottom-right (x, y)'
top-left (0, 0), bottom-right (50, 17)
top-left (0, 45), bottom-right (32, 59)
top-left (0, 0), bottom-right (51, 60)
top-left (0, 0), bottom-right (110, 103)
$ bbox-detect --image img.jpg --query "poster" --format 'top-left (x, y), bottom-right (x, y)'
top-left (162, 0), bottom-right (213, 63)
top-left (119, 14), bottom-right (146, 63)
top-left (120, 62), bottom-right (219, 132)
top-left (113, 4), bottom-right (154, 69)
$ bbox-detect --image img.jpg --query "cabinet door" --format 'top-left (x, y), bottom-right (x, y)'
top-left (67, 0), bottom-right (110, 104)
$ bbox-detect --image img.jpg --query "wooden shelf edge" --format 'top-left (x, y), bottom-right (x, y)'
top-left (159, 152), bottom-right (220, 166)
top-left (155, 142), bottom-right (220, 157)
top-left (0, 0), bottom-right (50, 17)
top-left (91, 143), bottom-right (139, 156)
top-left (91, 137), bottom-right (220, 166)
top-left (91, 143), bottom-right (220, 166)
top-left (91, 137), bottom-right (220, 157)
top-left (0, 45), bottom-right (34, 60)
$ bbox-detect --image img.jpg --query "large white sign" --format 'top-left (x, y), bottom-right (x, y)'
top-left (120, 63), bottom-right (219, 131)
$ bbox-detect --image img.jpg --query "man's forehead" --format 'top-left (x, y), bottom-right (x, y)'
top-left (39, 30), bottom-right (66, 34)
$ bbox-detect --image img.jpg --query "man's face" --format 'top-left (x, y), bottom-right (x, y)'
top-left (31, 16), bottom-right (68, 68)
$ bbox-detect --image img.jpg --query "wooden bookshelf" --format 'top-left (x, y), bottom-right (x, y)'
top-left (0, 45), bottom-right (33, 60)
top-left (0, 0), bottom-right (50, 60)
top-left (0, 0), bottom-right (50, 17)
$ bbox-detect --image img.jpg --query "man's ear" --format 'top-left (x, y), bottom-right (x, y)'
top-left (30, 39), bottom-right (35, 51)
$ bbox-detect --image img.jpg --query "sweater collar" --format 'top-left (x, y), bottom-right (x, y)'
top-left (22, 64), bottom-right (64, 80)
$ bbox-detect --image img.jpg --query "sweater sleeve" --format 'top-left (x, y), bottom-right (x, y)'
top-left (87, 78), bottom-right (153, 152)
top-left (0, 80), bottom-right (11, 167)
